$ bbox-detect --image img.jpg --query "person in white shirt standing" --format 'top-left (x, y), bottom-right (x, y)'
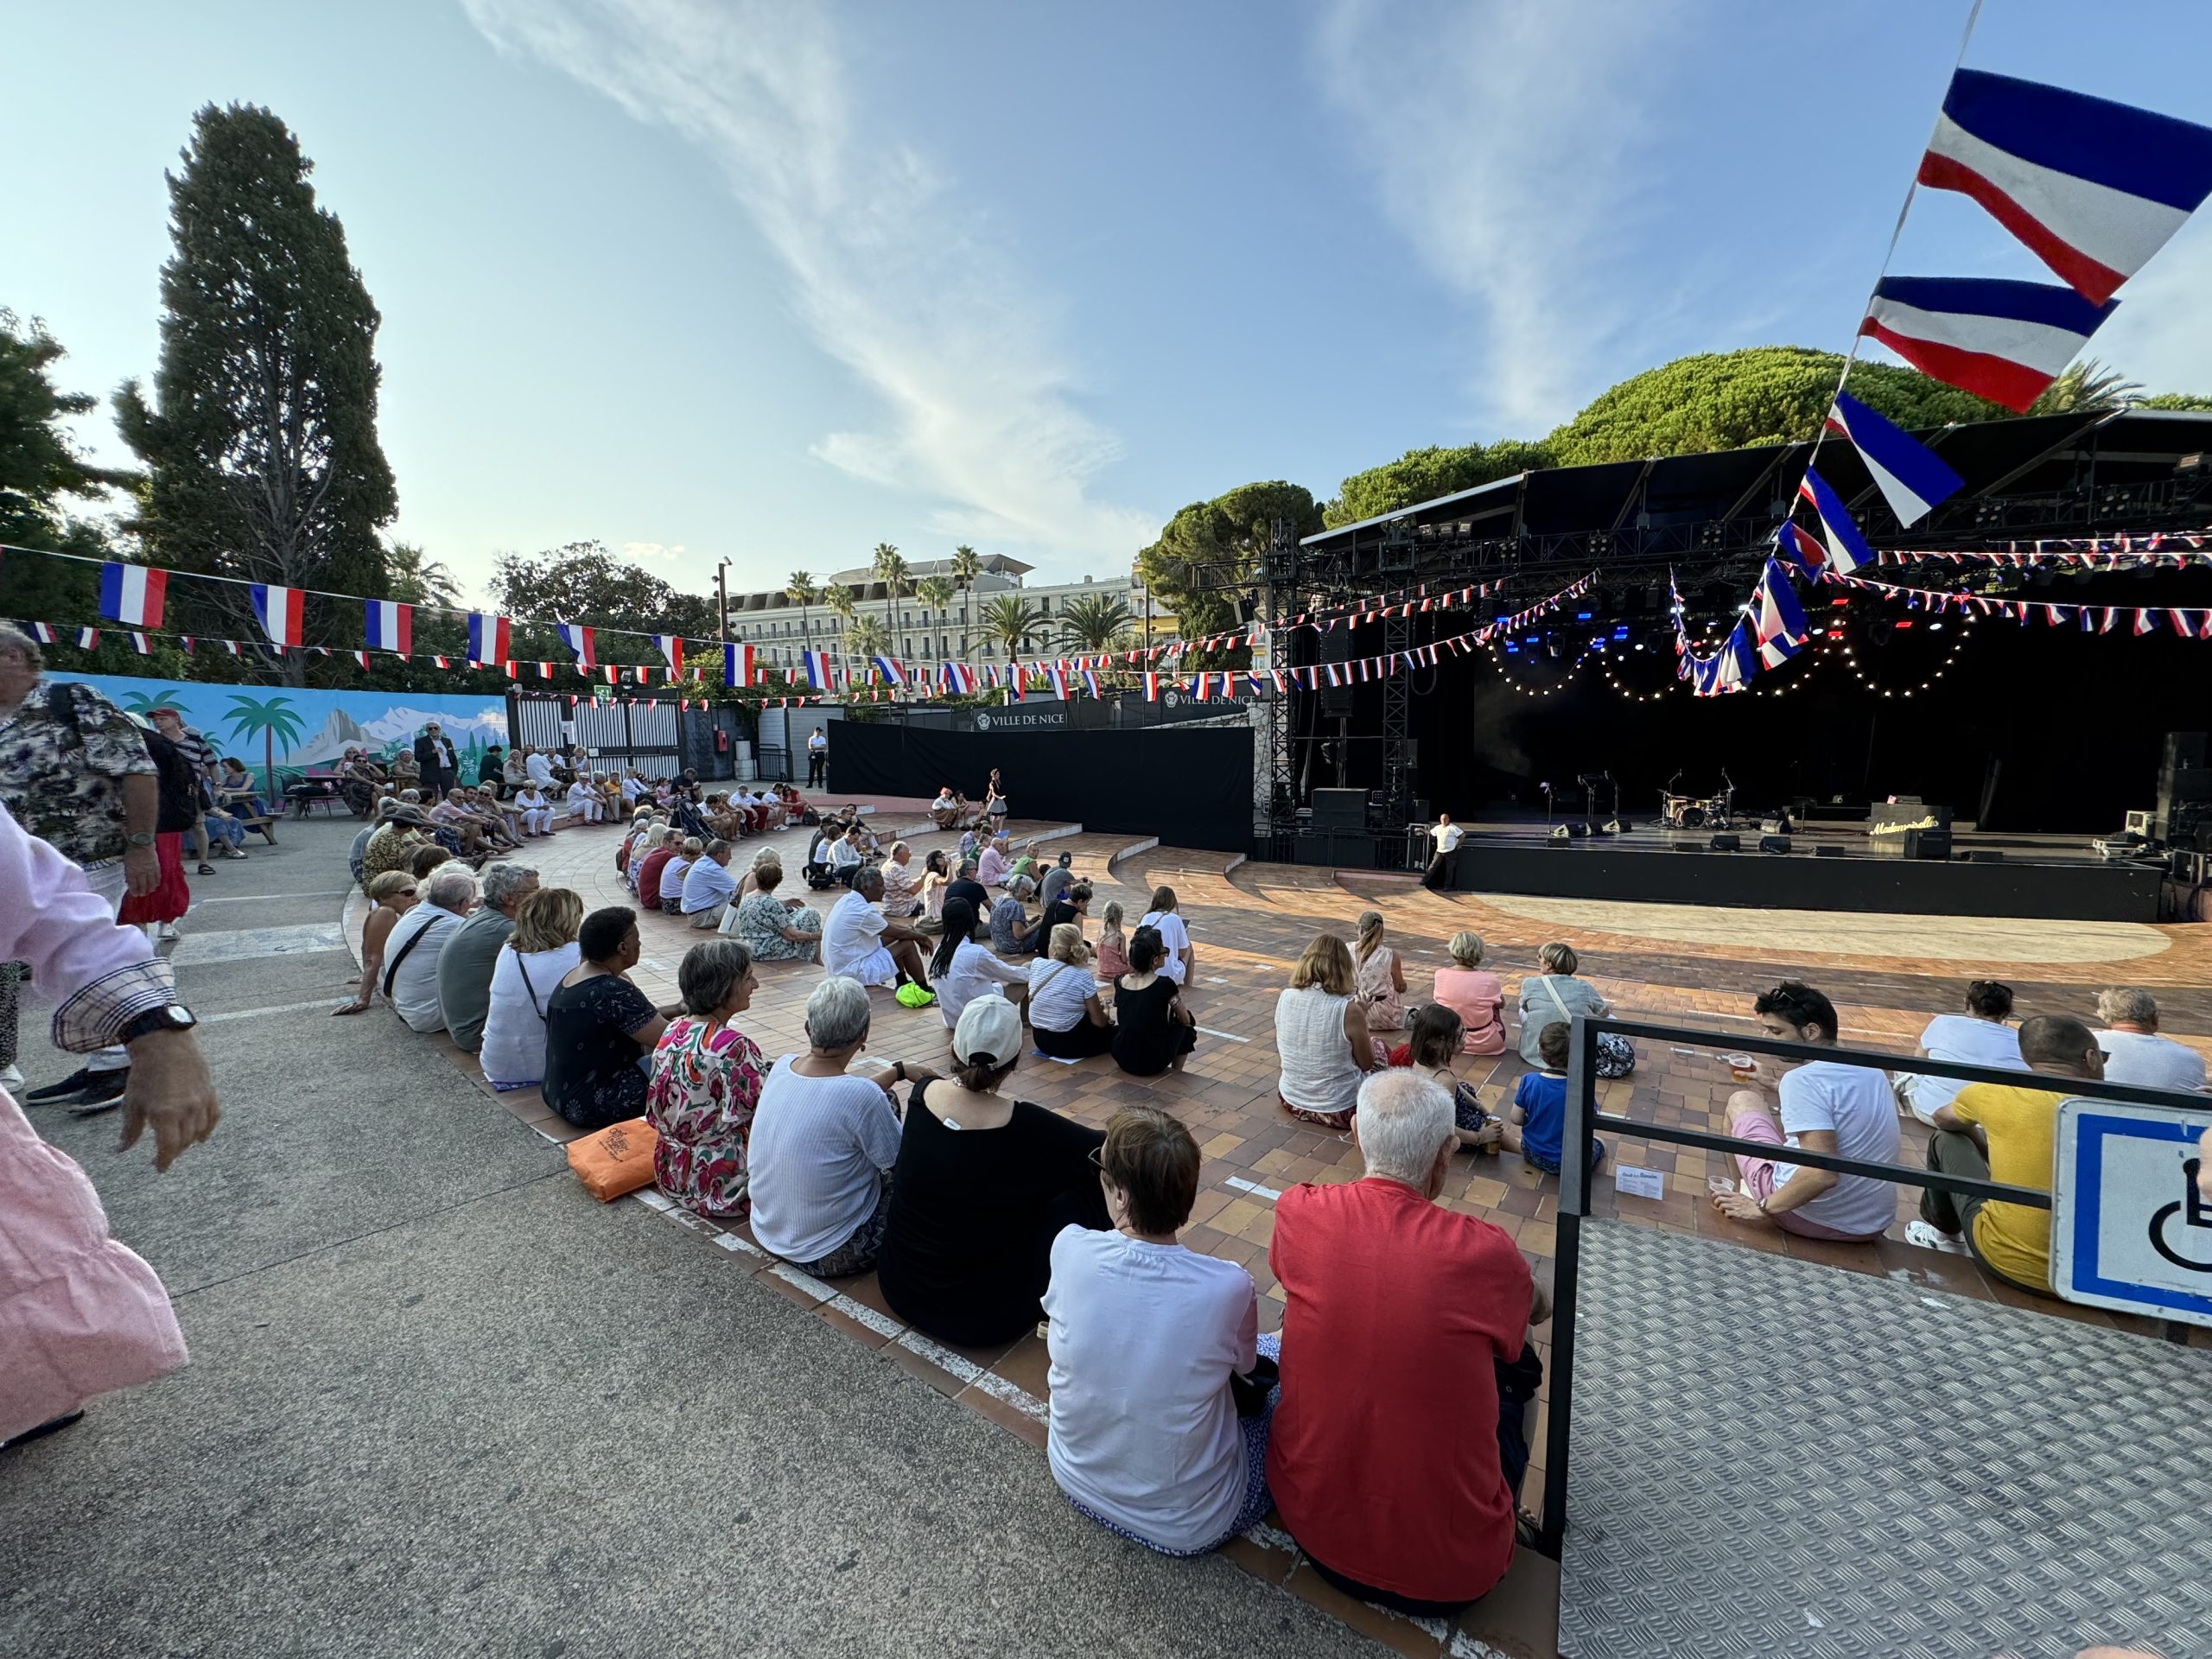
top-left (1895, 980), bottom-right (2027, 1124)
top-left (1422, 812), bottom-right (1464, 891)
top-left (2094, 987), bottom-right (2207, 1092)
top-left (805, 726), bottom-right (829, 789)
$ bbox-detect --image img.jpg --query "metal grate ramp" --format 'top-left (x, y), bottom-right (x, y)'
top-left (1559, 1219), bottom-right (2212, 1659)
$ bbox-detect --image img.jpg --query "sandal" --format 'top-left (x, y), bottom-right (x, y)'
top-left (197, 862), bottom-right (216, 875)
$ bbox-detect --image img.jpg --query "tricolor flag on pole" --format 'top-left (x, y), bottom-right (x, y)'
top-left (467, 612), bottom-right (510, 664)
top-left (251, 583), bottom-right (305, 647)
top-left (1794, 469), bottom-right (1876, 577)
top-left (1859, 276), bottom-right (2116, 414)
top-left (365, 599), bottom-right (412, 655)
top-left (556, 621), bottom-right (595, 668)
top-left (801, 650), bottom-right (835, 690)
top-left (1917, 69), bottom-right (2212, 307)
top-left (724, 642), bottom-right (756, 688)
top-left (1823, 391), bottom-right (1964, 528)
top-left (99, 563), bottom-right (167, 628)
top-left (655, 635), bottom-right (684, 672)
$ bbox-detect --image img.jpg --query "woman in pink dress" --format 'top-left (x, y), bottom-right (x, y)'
top-left (1430, 931), bottom-right (1506, 1056)
top-left (1351, 911), bottom-right (1407, 1034)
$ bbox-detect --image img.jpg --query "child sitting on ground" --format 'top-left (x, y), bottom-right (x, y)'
top-left (1403, 1003), bottom-right (1501, 1155)
top-left (1094, 901), bottom-right (1130, 982)
top-left (1509, 1021), bottom-right (1607, 1176)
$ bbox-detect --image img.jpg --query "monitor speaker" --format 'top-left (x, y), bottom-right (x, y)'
top-left (1816, 844), bottom-right (1845, 857)
top-left (1758, 834), bottom-right (1792, 855)
top-left (1411, 798), bottom-right (1432, 825)
top-left (1311, 787), bottom-right (1369, 829)
top-left (1709, 833), bottom-right (1741, 852)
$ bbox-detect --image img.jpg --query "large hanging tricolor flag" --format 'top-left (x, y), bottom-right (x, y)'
top-left (251, 582), bottom-right (305, 647)
top-left (1752, 559), bottom-right (1808, 669)
top-left (1794, 470), bottom-right (1875, 577)
top-left (98, 562), bottom-right (167, 628)
top-left (724, 642), bottom-right (756, 687)
top-left (798, 649), bottom-right (834, 690)
top-left (467, 612), bottom-right (510, 664)
top-left (1859, 276), bottom-right (2115, 414)
top-left (655, 634), bottom-right (684, 672)
top-left (1005, 668), bottom-right (1026, 702)
top-left (870, 653), bottom-right (904, 685)
top-left (1046, 665), bottom-right (1071, 700)
top-left (1142, 671), bottom-right (1161, 702)
top-left (556, 621), bottom-right (595, 668)
top-left (365, 599), bottom-right (412, 655)
top-left (1823, 391), bottom-right (1964, 528)
top-left (1917, 69), bottom-right (2212, 308)
top-left (939, 661), bottom-right (977, 695)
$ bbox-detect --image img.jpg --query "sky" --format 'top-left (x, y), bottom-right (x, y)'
top-left (7, 0), bottom-right (2212, 607)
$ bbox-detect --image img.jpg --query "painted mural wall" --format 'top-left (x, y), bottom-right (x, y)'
top-left (64, 672), bottom-right (511, 777)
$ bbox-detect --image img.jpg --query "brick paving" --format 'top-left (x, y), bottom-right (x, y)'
top-left (349, 796), bottom-right (2212, 1658)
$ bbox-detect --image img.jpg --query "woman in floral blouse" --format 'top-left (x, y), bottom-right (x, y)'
top-left (647, 939), bottom-right (767, 1219)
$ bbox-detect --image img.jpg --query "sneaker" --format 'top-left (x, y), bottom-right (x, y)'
top-left (1904, 1218), bottom-right (1971, 1255)
top-left (0, 1065), bottom-right (22, 1090)
top-left (67, 1070), bottom-right (130, 1114)
top-left (157, 923), bottom-right (183, 942)
top-left (24, 1066), bottom-right (94, 1103)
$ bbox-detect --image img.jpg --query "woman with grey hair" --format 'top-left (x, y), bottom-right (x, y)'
top-left (747, 976), bottom-right (909, 1276)
top-left (646, 941), bottom-right (766, 1218)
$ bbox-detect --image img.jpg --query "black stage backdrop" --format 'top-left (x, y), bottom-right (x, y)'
top-left (1297, 623), bottom-right (2212, 832)
top-left (830, 721), bottom-right (1254, 853)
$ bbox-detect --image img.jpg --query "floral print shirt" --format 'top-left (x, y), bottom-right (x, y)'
top-left (647, 1015), bottom-right (766, 1217)
top-left (0, 679), bottom-right (158, 864)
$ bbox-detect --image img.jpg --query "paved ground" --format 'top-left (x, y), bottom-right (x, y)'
top-left (0, 818), bottom-right (1379, 1659)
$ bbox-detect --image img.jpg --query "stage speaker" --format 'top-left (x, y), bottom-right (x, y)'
top-left (1758, 835), bottom-right (1792, 855)
top-left (1816, 844), bottom-right (1846, 857)
top-left (1550, 824), bottom-right (1571, 841)
top-left (1958, 849), bottom-right (2004, 863)
top-left (1319, 631), bottom-right (1357, 717)
top-left (1566, 822), bottom-right (1593, 839)
top-left (1904, 828), bottom-right (1952, 860)
top-left (1710, 833), bottom-right (1741, 852)
top-left (1311, 787), bottom-right (1369, 829)
top-left (1604, 818), bottom-right (1632, 834)
top-left (1411, 797), bottom-right (1431, 825)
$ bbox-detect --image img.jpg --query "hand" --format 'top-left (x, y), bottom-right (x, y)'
top-left (332, 999), bottom-right (370, 1016)
top-left (1710, 1190), bottom-right (1770, 1225)
top-left (124, 843), bottom-right (161, 896)
top-left (117, 1027), bottom-right (220, 1171)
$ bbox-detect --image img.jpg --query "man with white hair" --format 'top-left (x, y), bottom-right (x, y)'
top-left (435, 861), bottom-right (538, 1052)
top-left (2092, 987), bottom-right (2207, 1093)
top-left (1266, 1069), bottom-right (1547, 1618)
top-left (381, 866), bottom-right (477, 1033)
top-left (822, 867), bottom-right (934, 1000)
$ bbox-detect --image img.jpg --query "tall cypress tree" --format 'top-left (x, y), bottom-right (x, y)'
top-left (117, 104), bottom-right (397, 684)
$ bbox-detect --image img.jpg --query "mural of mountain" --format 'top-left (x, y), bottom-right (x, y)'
top-left (356, 705), bottom-right (510, 750)
top-left (285, 707), bottom-right (373, 765)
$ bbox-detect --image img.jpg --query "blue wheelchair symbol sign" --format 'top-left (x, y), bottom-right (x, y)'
top-left (2052, 1102), bottom-right (2212, 1329)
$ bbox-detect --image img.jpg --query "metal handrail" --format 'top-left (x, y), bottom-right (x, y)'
top-left (1536, 1013), bottom-right (2209, 1561)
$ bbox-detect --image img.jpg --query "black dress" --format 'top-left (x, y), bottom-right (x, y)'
top-left (543, 973), bottom-right (656, 1129)
top-left (1110, 975), bottom-right (1197, 1077)
top-left (876, 1075), bottom-right (1109, 1347)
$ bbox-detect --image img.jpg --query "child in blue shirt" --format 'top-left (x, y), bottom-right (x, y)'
top-left (1508, 1021), bottom-right (1606, 1175)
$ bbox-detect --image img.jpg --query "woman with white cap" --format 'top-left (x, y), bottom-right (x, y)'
top-left (876, 993), bottom-right (1111, 1347)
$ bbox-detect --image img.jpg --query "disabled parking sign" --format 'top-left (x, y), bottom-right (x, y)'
top-left (2051, 1100), bottom-right (2212, 1329)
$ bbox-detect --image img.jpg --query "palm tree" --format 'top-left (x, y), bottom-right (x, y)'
top-left (2031, 356), bottom-right (2144, 416)
top-left (386, 543), bottom-right (462, 609)
top-left (913, 575), bottom-right (955, 658)
top-left (823, 582), bottom-right (857, 668)
top-left (848, 615), bottom-right (892, 663)
top-left (980, 593), bottom-right (1050, 662)
top-left (785, 570), bottom-right (818, 659)
top-left (1055, 592), bottom-right (1135, 655)
top-left (870, 542), bottom-right (908, 645)
top-left (222, 693), bottom-right (308, 799)
top-left (950, 544), bottom-right (982, 659)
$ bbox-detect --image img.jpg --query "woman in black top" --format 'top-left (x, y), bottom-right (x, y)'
top-left (877, 995), bottom-right (1109, 1347)
top-left (1111, 925), bottom-right (1198, 1077)
top-left (543, 906), bottom-right (670, 1129)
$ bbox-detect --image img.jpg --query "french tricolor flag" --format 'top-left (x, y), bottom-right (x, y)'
top-left (1046, 665), bottom-right (1071, 700)
top-left (556, 622), bottom-right (594, 668)
top-left (871, 653), bottom-right (904, 685)
top-left (1860, 276), bottom-right (2115, 414)
top-left (1142, 671), bottom-right (1160, 702)
top-left (251, 582), bottom-right (305, 647)
top-left (1794, 470), bottom-right (1874, 577)
top-left (801, 649), bottom-right (835, 690)
top-left (1824, 391), bottom-right (1963, 528)
top-left (1752, 560), bottom-right (1808, 670)
top-left (99, 562), bottom-right (168, 628)
top-left (467, 613), bottom-right (509, 664)
top-left (1918, 69), bottom-right (2212, 308)
top-left (365, 599), bottom-right (412, 655)
top-left (655, 635), bottom-right (683, 672)
top-left (724, 642), bottom-right (755, 688)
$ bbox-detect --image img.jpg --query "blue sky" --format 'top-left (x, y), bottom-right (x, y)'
top-left (7, 1), bottom-right (2212, 605)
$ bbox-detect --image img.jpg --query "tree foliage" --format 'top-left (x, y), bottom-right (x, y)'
top-left (487, 539), bottom-right (719, 657)
top-left (115, 104), bottom-right (398, 683)
top-left (1136, 480), bottom-right (1321, 658)
top-left (1056, 591), bottom-right (1135, 653)
top-left (0, 310), bottom-right (123, 621)
top-left (978, 592), bottom-right (1050, 658)
top-left (2139, 391), bottom-right (2212, 411)
top-left (1323, 439), bottom-right (1556, 530)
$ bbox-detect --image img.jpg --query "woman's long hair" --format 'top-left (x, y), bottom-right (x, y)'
top-left (932, 897), bottom-right (978, 977)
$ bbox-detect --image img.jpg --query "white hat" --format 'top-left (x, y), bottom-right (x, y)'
top-left (952, 993), bottom-right (1023, 1070)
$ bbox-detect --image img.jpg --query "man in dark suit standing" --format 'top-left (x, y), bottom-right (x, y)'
top-left (414, 722), bottom-right (458, 801)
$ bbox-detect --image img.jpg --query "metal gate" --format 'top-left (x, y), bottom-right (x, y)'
top-left (508, 691), bottom-right (687, 779)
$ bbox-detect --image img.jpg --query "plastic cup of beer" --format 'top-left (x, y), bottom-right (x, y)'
top-left (1725, 1052), bottom-right (1757, 1083)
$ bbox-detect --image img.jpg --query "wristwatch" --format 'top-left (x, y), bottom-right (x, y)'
top-left (126, 831), bottom-right (157, 848)
top-left (118, 1005), bottom-right (198, 1043)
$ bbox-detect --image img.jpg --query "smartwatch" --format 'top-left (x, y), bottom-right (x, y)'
top-left (118, 1005), bottom-right (198, 1044)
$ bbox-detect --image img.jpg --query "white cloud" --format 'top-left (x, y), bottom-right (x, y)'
top-left (458, 0), bottom-right (1158, 571)
top-left (620, 540), bottom-right (686, 562)
top-left (1309, 0), bottom-right (1692, 433)
top-left (2095, 213), bottom-right (2212, 396)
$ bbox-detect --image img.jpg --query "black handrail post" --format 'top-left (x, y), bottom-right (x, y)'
top-left (1538, 1011), bottom-right (1597, 1560)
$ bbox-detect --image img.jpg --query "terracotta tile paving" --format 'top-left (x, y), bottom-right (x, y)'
top-left (347, 793), bottom-right (2212, 1659)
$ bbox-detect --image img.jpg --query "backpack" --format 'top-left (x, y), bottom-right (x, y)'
top-left (46, 683), bottom-right (204, 834)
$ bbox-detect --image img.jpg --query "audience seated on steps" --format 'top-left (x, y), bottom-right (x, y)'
top-left (748, 976), bottom-right (906, 1277)
top-left (1110, 925), bottom-right (1196, 1077)
top-left (1028, 925), bottom-right (1116, 1061)
top-left (1267, 1069), bottom-right (1546, 1618)
top-left (334, 870), bottom-right (420, 1018)
top-left (822, 868), bottom-right (935, 999)
top-left (1092, 902), bottom-right (1129, 983)
top-left (479, 887), bottom-right (583, 1087)
top-left (1274, 933), bottom-right (1379, 1132)
top-left (512, 783), bottom-right (556, 838)
top-left (1137, 887), bottom-right (1194, 987)
top-left (1504, 1020), bottom-right (1605, 1176)
top-left (879, 842), bottom-right (921, 919)
top-left (1894, 979), bottom-right (2024, 1125)
top-left (381, 865), bottom-right (476, 1034)
top-left (989, 875), bottom-right (1035, 955)
top-left (1908, 1013), bottom-right (2107, 1294)
top-left (679, 838), bottom-right (739, 930)
top-left (1427, 931), bottom-right (1505, 1057)
top-left (878, 995), bottom-right (1111, 1347)
top-left (1351, 911), bottom-right (1406, 1033)
top-left (646, 939), bottom-right (766, 1221)
top-left (630, 824), bottom-right (675, 899)
top-left (658, 838), bottom-right (702, 916)
top-left (1046, 1105), bottom-right (1278, 1557)
top-left (929, 897), bottom-right (1027, 1032)
top-left (1711, 980), bottom-right (1901, 1244)
top-left (976, 835), bottom-right (1013, 890)
top-left (727, 861), bottom-right (823, 963)
top-left (2092, 987), bottom-right (2208, 1093)
top-left (1398, 1002), bottom-right (1503, 1156)
top-left (543, 906), bottom-right (670, 1131)
top-left (437, 861), bottom-right (542, 1052)
top-left (1517, 942), bottom-right (1631, 1077)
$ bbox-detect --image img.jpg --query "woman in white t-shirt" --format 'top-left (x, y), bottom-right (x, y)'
top-left (1028, 925), bottom-right (1115, 1059)
top-left (1045, 1105), bottom-right (1274, 1557)
top-left (513, 785), bottom-right (554, 837)
top-left (1138, 886), bottom-right (1194, 986)
top-left (480, 888), bottom-right (585, 1086)
top-left (926, 897), bottom-right (1028, 1032)
top-left (1897, 980), bottom-right (2024, 1124)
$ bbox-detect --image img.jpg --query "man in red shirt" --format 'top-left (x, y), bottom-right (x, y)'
top-left (1266, 1069), bottom-right (1548, 1614)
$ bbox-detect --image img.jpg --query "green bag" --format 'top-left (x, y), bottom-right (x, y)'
top-left (894, 982), bottom-right (937, 1009)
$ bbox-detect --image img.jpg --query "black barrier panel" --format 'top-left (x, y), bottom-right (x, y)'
top-left (830, 720), bottom-right (1254, 853)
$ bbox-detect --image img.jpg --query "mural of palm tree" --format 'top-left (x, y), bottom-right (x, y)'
top-left (1055, 593), bottom-right (1135, 655)
top-left (785, 570), bottom-right (818, 664)
top-left (950, 544), bottom-right (982, 660)
top-left (386, 543), bottom-right (463, 608)
top-left (823, 583), bottom-right (857, 674)
top-left (223, 694), bottom-right (308, 799)
top-left (980, 594), bottom-right (1050, 664)
top-left (115, 687), bottom-right (194, 714)
top-left (871, 543), bottom-right (908, 650)
top-left (912, 575), bottom-right (955, 658)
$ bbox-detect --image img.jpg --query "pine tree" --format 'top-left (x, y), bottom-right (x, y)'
top-left (116, 104), bottom-right (397, 685)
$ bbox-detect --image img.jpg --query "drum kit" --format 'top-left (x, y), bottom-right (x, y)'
top-left (1662, 769), bottom-right (1737, 830)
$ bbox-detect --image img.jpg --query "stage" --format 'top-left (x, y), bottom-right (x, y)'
top-left (1430, 812), bottom-right (2163, 922)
